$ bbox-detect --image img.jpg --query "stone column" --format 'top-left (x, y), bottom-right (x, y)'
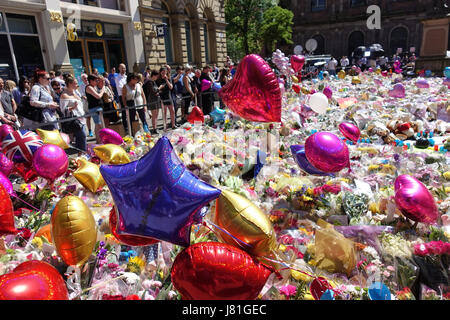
top-left (127, 0), bottom-right (146, 72)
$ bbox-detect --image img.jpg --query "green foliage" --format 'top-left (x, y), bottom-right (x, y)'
top-left (261, 6), bottom-right (294, 53)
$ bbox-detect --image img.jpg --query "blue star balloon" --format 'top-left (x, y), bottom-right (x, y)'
top-left (254, 150), bottom-right (266, 178)
top-left (209, 106), bottom-right (226, 123)
top-left (290, 145), bottom-right (333, 176)
top-left (100, 136), bottom-right (221, 247)
top-left (368, 282), bottom-right (391, 300)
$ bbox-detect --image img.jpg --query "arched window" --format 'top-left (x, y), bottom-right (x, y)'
top-left (203, 23), bottom-right (210, 63)
top-left (348, 30), bottom-right (365, 56)
top-left (390, 27), bottom-right (408, 55)
top-left (312, 34), bottom-right (325, 55)
top-left (203, 8), bottom-right (216, 64)
top-left (162, 2), bottom-right (174, 63)
top-left (184, 8), bottom-right (194, 63)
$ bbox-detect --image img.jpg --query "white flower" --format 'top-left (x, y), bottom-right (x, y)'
top-left (168, 290), bottom-right (177, 299)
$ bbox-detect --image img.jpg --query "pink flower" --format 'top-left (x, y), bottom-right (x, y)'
top-left (279, 285), bottom-right (297, 298)
top-left (386, 266), bottom-right (395, 272)
top-left (383, 270), bottom-right (390, 278)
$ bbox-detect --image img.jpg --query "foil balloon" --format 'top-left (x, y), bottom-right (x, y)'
top-left (310, 277), bottom-right (332, 300)
top-left (305, 132), bottom-right (350, 173)
top-left (394, 175), bottom-right (439, 224)
top-left (443, 78), bottom-right (450, 89)
top-left (389, 83), bottom-right (406, 98)
top-left (337, 70), bottom-right (346, 79)
top-left (35, 224), bottom-right (52, 243)
top-left (212, 82), bottom-right (222, 92)
top-left (351, 76), bottom-right (361, 84)
top-left (290, 145), bottom-right (331, 176)
top-left (36, 129), bottom-right (69, 149)
top-left (339, 122), bottom-right (361, 143)
top-left (32, 144), bottom-right (68, 181)
top-left (201, 79), bottom-right (212, 92)
top-left (213, 189), bottom-right (277, 257)
top-left (0, 260), bottom-right (69, 300)
top-left (219, 54), bottom-right (282, 123)
top-left (73, 158), bottom-right (105, 193)
top-left (2, 129), bottom-right (43, 163)
top-left (0, 125), bottom-right (14, 143)
top-left (290, 55), bottom-right (305, 74)
top-left (13, 162), bottom-right (38, 183)
top-left (60, 132), bottom-right (71, 147)
top-left (368, 282), bottom-right (391, 300)
top-left (98, 128), bottom-right (124, 145)
top-left (171, 242), bottom-right (273, 300)
top-left (292, 84), bottom-right (301, 94)
top-left (0, 153), bottom-right (13, 177)
top-left (292, 75), bottom-right (299, 83)
top-left (187, 106), bottom-right (204, 124)
top-left (51, 196), bottom-right (97, 266)
top-left (109, 207), bottom-right (158, 246)
top-left (94, 144), bottom-right (130, 165)
top-left (0, 183), bottom-right (17, 236)
top-left (381, 71), bottom-right (388, 77)
top-left (308, 92), bottom-right (328, 114)
top-left (322, 87), bottom-right (333, 99)
top-left (0, 171), bottom-right (14, 196)
top-left (415, 78), bottom-right (430, 89)
top-left (209, 106), bottom-right (226, 123)
top-left (100, 136), bottom-right (221, 247)
top-left (444, 66), bottom-right (450, 78)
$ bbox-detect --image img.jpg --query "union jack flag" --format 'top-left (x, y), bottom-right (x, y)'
top-left (2, 130), bottom-right (43, 163)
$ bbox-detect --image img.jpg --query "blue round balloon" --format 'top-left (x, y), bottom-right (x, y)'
top-left (290, 145), bottom-right (332, 176)
top-left (320, 289), bottom-right (335, 300)
top-left (100, 136), bottom-right (221, 247)
top-left (444, 66), bottom-right (450, 79)
top-left (425, 70), bottom-right (432, 77)
top-left (368, 282), bottom-right (391, 300)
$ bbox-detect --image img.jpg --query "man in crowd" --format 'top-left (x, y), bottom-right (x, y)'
top-left (327, 57), bottom-right (337, 76)
top-left (115, 63), bottom-right (128, 132)
top-left (53, 70), bottom-right (65, 88)
top-left (172, 66), bottom-right (184, 123)
top-left (0, 77), bottom-right (18, 127)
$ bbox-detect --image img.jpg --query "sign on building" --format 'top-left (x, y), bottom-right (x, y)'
top-left (156, 24), bottom-right (166, 37)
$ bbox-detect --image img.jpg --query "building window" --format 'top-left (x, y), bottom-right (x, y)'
top-left (312, 34), bottom-right (325, 55)
top-left (163, 17), bottom-right (174, 64)
top-left (389, 27), bottom-right (408, 55)
top-left (203, 23), bottom-right (210, 63)
top-left (185, 21), bottom-right (193, 63)
top-left (0, 12), bottom-right (44, 81)
top-left (348, 30), bottom-right (365, 56)
top-left (311, 0), bottom-right (326, 12)
top-left (350, 0), bottom-right (367, 7)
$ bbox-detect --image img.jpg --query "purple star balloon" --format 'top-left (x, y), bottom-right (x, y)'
top-left (290, 145), bottom-right (332, 176)
top-left (100, 136), bottom-right (221, 247)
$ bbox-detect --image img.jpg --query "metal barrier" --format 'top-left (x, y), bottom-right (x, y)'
top-left (18, 90), bottom-right (221, 137)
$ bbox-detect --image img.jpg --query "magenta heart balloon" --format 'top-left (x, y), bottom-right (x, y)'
top-left (0, 171), bottom-right (14, 196)
top-left (219, 54), bottom-right (282, 123)
top-left (339, 122), bottom-right (360, 143)
top-left (0, 125), bottom-right (14, 143)
top-left (32, 144), bottom-right (68, 181)
top-left (0, 153), bottom-right (13, 177)
top-left (290, 55), bottom-right (305, 74)
top-left (389, 83), bottom-right (406, 98)
top-left (415, 79), bottom-right (430, 88)
top-left (394, 175), bottom-right (439, 224)
top-left (98, 128), bottom-right (123, 145)
top-left (323, 87), bottom-right (333, 99)
top-left (305, 132), bottom-right (350, 173)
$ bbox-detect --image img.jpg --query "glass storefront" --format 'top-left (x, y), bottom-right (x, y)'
top-left (0, 12), bottom-right (45, 81)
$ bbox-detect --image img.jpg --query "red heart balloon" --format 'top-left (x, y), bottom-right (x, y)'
top-left (109, 208), bottom-right (158, 246)
top-left (0, 260), bottom-right (68, 300)
top-left (171, 242), bottom-right (273, 300)
top-left (290, 55), bottom-right (305, 74)
top-left (13, 162), bottom-right (38, 183)
top-left (310, 277), bottom-right (331, 300)
top-left (219, 54), bottom-right (282, 123)
top-left (0, 183), bottom-right (17, 236)
top-left (292, 84), bottom-right (301, 94)
top-left (187, 106), bottom-right (204, 124)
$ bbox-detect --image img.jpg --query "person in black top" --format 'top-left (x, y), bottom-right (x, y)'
top-left (155, 67), bottom-right (176, 130)
top-left (0, 77), bottom-right (18, 127)
top-left (200, 66), bottom-right (214, 115)
top-left (85, 74), bottom-right (105, 143)
top-left (143, 70), bottom-right (160, 134)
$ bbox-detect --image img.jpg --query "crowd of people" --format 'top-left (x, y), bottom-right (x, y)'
top-left (0, 59), bottom-right (235, 152)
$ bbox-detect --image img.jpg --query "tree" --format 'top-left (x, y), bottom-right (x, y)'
top-left (261, 6), bottom-right (294, 55)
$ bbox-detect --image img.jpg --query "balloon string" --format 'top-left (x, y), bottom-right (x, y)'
top-left (202, 219), bottom-right (253, 249)
top-left (11, 194), bottom-right (46, 216)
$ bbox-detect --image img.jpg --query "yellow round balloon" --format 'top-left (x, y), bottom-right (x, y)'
top-left (73, 158), bottom-right (105, 193)
top-left (213, 189), bottom-right (277, 258)
top-left (36, 129), bottom-right (69, 149)
top-left (94, 144), bottom-right (130, 165)
top-left (51, 196), bottom-right (97, 267)
top-left (352, 76), bottom-right (361, 84)
top-left (292, 76), bottom-right (299, 83)
top-left (338, 70), bottom-right (346, 79)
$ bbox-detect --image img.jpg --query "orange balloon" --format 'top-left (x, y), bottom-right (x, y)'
top-left (35, 224), bottom-right (52, 243)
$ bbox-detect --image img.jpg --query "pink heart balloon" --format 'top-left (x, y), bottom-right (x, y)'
top-left (219, 54), bottom-right (282, 123)
top-left (394, 175), bottom-right (439, 224)
top-left (388, 83), bottom-right (406, 98)
top-left (339, 122), bottom-right (360, 143)
top-left (290, 55), bottom-right (305, 74)
top-left (305, 132), bottom-right (350, 173)
top-left (0, 125), bottom-right (14, 143)
top-left (98, 128), bottom-right (124, 145)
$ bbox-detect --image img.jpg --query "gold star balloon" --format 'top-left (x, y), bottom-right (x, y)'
top-left (94, 144), bottom-right (130, 165)
top-left (51, 196), bottom-right (97, 267)
top-left (338, 70), bottom-right (346, 79)
top-left (352, 76), bottom-right (362, 84)
top-left (36, 129), bottom-right (69, 149)
top-left (73, 158), bottom-right (105, 193)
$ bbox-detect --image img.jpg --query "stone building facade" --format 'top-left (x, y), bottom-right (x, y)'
top-left (139, 0), bottom-right (227, 70)
top-left (280, 0), bottom-right (450, 60)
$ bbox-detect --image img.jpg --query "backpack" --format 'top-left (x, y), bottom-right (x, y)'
top-left (15, 94), bottom-right (44, 122)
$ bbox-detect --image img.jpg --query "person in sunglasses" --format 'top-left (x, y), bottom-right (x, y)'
top-left (51, 80), bottom-right (63, 104)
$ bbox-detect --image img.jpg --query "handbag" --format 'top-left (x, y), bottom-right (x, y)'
top-left (16, 94), bottom-right (44, 122)
top-left (60, 108), bottom-right (83, 134)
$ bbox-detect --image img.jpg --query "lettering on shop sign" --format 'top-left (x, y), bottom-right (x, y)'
top-left (366, 5), bottom-right (381, 30)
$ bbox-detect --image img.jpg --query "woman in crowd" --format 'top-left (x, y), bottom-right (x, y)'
top-left (85, 74), bottom-right (105, 143)
top-left (155, 67), bottom-right (176, 130)
top-left (143, 70), bottom-right (160, 135)
top-left (29, 70), bottom-right (59, 130)
top-left (219, 68), bottom-right (230, 87)
top-left (12, 76), bottom-right (30, 105)
top-left (59, 74), bottom-right (87, 151)
top-left (181, 64), bottom-right (196, 123)
top-left (98, 75), bottom-right (120, 125)
top-left (122, 73), bottom-right (149, 133)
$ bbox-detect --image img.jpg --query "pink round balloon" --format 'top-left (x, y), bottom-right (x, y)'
top-left (290, 55), bottom-right (305, 74)
top-left (394, 175), bottom-right (439, 224)
top-left (0, 153), bottom-right (14, 177)
top-left (389, 83), bottom-right (405, 98)
top-left (0, 125), bottom-right (14, 142)
top-left (32, 144), bottom-right (68, 181)
top-left (0, 171), bottom-right (14, 196)
top-left (219, 54), bottom-right (282, 123)
top-left (322, 87), bottom-right (333, 99)
top-left (98, 128), bottom-right (123, 145)
top-left (201, 79), bottom-right (212, 92)
top-left (368, 67), bottom-right (374, 73)
top-left (339, 122), bottom-right (360, 143)
top-left (305, 132), bottom-right (350, 173)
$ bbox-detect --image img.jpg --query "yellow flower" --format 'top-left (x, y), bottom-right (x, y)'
top-left (306, 188), bottom-right (314, 196)
top-left (279, 244), bottom-right (287, 252)
top-left (368, 164), bottom-right (380, 171)
top-left (128, 256), bottom-right (145, 269)
top-left (159, 270), bottom-right (164, 279)
top-left (445, 187), bottom-right (450, 193)
top-left (307, 259), bottom-right (317, 266)
top-left (291, 269), bottom-right (313, 282)
top-left (31, 237), bottom-right (43, 248)
top-left (443, 172), bottom-right (450, 180)
top-left (339, 178), bottom-right (350, 183)
top-left (369, 202), bottom-right (379, 214)
top-left (303, 293), bottom-right (315, 300)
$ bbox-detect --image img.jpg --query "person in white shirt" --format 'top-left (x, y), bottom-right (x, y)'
top-left (327, 57), bottom-right (337, 76)
top-left (115, 63), bottom-right (128, 131)
top-left (340, 56), bottom-right (349, 71)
